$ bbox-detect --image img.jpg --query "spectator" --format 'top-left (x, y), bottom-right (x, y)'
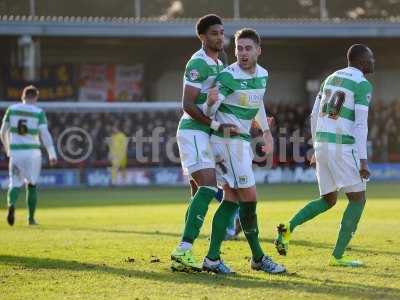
top-left (1, 100), bottom-right (397, 169)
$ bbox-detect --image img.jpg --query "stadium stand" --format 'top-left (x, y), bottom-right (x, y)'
top-left (2, 100), bottom-right (398, 169)
top-left (2, 0), bottom-right (400, 19)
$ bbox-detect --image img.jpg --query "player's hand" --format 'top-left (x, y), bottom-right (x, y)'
top-left (267, 116), bottom-right (275, 129)
top-left (218, 123), bottom-right (240, 137)
top-left (49, 158), bottom-right (57, 167)
top-left (261, 130), bottom-right (274, 155)
top-left (359, 159), bottom-right (370, 180)
top-left (207, 87), bottom-right (219, 106)
top-left (310, 153), bottom-right (316, 167)
top-left (2, 145), bottom-right (10, 157)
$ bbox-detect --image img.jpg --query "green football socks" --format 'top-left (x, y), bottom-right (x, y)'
top-left (332, 200), bottom-right (365, 259)
top-left (207, 201), bottom-right (239, 260)
top-left (27, 185), bottom-right (38, 222)
top-left (289, 197), bottom-right (331, 232)
top-left (184, 196), bottom-right (194, 224)
top-left (7, 187), bottom-right (20, 207)
top-left (239, 202), bottom-right (264, 262)
top-left (227, 208), bottom-right (237, 232)
top-left (182, 186), bottom-right (217, 243)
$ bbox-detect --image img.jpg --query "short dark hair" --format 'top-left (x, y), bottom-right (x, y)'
top-left (234, 28), bottom-right (261, 46)
top-left (196, 14), bottom-right (223, 36)
top-left (22, 85), bottom-right (39, 100)
top-left (347, 44), bottom-right (370, 63)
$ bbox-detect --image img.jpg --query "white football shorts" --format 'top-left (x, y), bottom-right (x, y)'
top-left (9, 149), bottom-right (42, 188)
top-left (176, 129), bottom-right (215, 176)
top-left (315, 146), bottom-right (366, 196)
top-left (210, 135), bottom-right (255, 189)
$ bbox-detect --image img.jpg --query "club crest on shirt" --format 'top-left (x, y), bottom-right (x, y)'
top-left (189, 69), bottom-right (200, 81)
top-left (261, 78), bottom-right (267, 87)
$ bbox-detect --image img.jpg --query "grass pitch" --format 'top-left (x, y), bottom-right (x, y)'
top-left (0, 183), bottom-right (399, 300)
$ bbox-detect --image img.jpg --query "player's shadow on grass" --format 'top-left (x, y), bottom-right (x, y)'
top-left (222, 236), bottom-right (400, 257)
top-left (0, 254), bottom-right (398, 300)
top-left (68, 227), bottom-right (400, 257)
top-left (40, 226), bottom-right (211, 242)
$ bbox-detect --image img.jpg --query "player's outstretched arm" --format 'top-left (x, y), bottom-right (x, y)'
top-left (39, 125), bottom-right (57, 166)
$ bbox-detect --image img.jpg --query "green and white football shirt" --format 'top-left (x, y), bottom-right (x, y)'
top-left (2, 103), bottom-right (48, 151)
top-left (178, 48), bottom-right (224, 134)
top-left (211, 62), bottom-right (269, 141)
top-left (315, 66), bottom-right (372, 146)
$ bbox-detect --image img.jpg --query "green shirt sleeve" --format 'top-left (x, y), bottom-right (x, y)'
top-left (354, 80), bottom-right (373, 107)
top-left (184, 58), bottom-right (210, 85)
top-left (38, 111), bottom-right (48, 126)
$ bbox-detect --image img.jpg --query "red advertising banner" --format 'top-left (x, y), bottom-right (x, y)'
top-left (78, 64), bottom-right (143, 102)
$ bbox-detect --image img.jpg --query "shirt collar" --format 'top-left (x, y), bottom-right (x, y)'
top-left (347, 66), bottom-right (364, 77)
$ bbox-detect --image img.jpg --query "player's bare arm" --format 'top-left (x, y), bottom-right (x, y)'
top-left (182, 84), bottom-right (213, 127)
top-left (359, 159), bottom-right (370, 179)
top-left (183, 85), bottom-right (239, 136)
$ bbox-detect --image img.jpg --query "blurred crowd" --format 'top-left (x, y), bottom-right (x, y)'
top-left (369, 100), bottom-right (400, 162)
top-left (0, 100), bottom-right (399, 168)
top-left (267, 102), bottom-right (312, 167)
top-left (44, 103), bottom-right (313, 168)
top-left (47, 110), bottom-right (182, 167)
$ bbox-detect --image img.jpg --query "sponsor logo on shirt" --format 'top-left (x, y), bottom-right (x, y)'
top-left (239, 93), bottom-right (249, 106)
top-left (248, 94), bottom-right (264, 104)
